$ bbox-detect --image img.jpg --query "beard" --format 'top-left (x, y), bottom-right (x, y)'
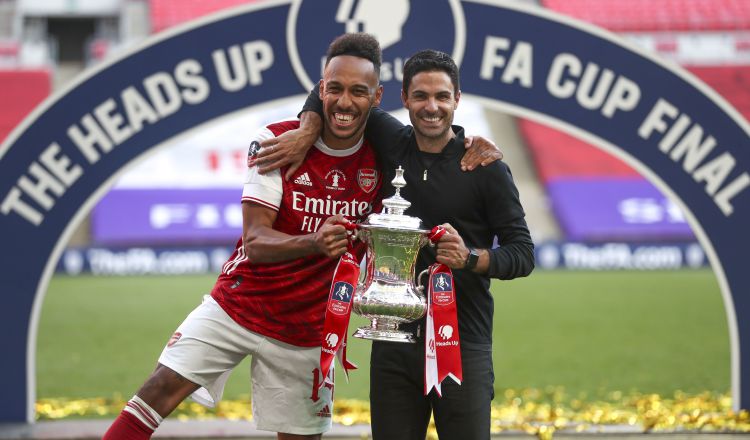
top-left (414, 124), bottom-right (451, 140)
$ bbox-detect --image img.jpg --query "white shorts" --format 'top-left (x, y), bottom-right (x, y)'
top-left (158, 295), bottom-right (333, 435)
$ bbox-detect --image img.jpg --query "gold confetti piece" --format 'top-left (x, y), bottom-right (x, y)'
top-left (35, 389), bottom-right (750, 438)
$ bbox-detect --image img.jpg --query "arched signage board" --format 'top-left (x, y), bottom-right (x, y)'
top-left (1, 0), bottom-right (748, 422)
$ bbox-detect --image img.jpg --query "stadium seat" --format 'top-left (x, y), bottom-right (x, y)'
top-left (0, 39), bottom-right (19, 58)
top-left (518, 119), bottom-right (640, 184)
top-left (517, 118), bottom-right (698, 242)
top-left (0, 69), bottom-right (51, 144)
top-left (542, 0), bottom-right (750, 32)
top-left (519, 65), bottom-right (749, 186)
top-left (688, 65), bottom-right (750, 122)
top-left (87, 38), bottom-right (110, 63)
top-left (149, 0), bottom-right (264, 33)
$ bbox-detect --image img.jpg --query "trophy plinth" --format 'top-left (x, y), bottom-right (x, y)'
top-left (353, 167), bottom-right (430, 343)
top-left (352, 319), bottom-right (417, 343)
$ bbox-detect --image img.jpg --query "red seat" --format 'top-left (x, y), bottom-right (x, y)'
top-left (150, 0), bottom-right (264, 33)
top-left (518, 119), bottom-right (640, 183)
top-left (0, 69), bottom-right (51, 145)
top-left (0, 40), bottom-right (20, 57)
top-left (688, 65), bottom-right (750, 122)
top-left (519, 65), bottom-right (749, 184)
top-left (542, 0), bottom-right (750, 32)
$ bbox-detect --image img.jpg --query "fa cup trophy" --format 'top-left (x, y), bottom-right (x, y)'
top-left (352, 167), bottom-right (433, 343)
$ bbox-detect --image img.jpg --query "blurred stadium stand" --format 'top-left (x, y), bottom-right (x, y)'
top-left (0, 68), bottom-right (50, 143)
top-left (519, 120), bottom-right (640, 183)
top-left (0, 0), bottom-right (747, 272)
top-left (515, 0), bottom-right (750, 243)
top-left (542, 0), bottom-right (750, 32)
top-left (690, 66), bottom-right (750, 121)
top-left (149, 0), bottom-right (261, 33)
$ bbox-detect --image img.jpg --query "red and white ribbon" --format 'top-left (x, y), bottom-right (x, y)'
top-left (424, 226), bottom-right (463, 396)
top-left (319, 222), bottom-right (360, 386)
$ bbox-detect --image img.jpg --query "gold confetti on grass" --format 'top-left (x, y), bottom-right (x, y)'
top-left (36, 389), bottom-right (750, 439)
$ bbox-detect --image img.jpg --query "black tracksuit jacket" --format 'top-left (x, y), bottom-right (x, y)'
top-left (363, 107), bottom-right (535, 349)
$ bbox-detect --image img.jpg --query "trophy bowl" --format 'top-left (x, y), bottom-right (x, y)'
top-left (352, 167), bottom-right (431, 343)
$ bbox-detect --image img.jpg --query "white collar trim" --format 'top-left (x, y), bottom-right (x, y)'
top-left (314, 136), bottom-right (364, 157)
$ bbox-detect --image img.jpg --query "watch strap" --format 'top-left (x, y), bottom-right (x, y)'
top-left (464, 248), bottom-right (479, 270)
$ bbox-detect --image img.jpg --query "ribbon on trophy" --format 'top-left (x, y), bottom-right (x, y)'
top-left (319, 221), bottom-right (360, 386)
top-left (424, 226), bottom-right (463, 396)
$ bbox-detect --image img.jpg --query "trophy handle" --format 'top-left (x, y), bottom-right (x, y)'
top-left (420, 233), bottom-right (433, 248)
top-left (422, 225), bottom-right (446, 248)
top-left (356, 227), bottom-right (369, 242)
top-left (416, 268), bottom-right (430, 293)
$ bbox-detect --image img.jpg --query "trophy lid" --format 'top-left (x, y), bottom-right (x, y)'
top-left (362, 166), bottom-right (426, 231)
top-left (382, 166), bottom-right (410, 215)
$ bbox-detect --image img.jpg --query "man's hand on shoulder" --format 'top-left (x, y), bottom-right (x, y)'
top-left (460, 136), bottom-right (503, 171)
top-left (256, 112), bottom-right (322, 180)
top-left (256, 128), bottom-right (316, 179)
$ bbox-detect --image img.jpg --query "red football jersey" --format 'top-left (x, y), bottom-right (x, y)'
top-left (211, 120), bottom-right (383, 347)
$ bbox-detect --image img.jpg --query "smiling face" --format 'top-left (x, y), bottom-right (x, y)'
top-left (401, 70), bottom-right (460, 152)
top-left (319, 55), bottom-right (383, 150)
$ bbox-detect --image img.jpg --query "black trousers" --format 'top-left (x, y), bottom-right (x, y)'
top-left (369, 339), bottom-right (494, 440)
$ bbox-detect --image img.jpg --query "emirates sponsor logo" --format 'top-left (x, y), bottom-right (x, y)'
top-left (291, 191), bottom-right (373, 217)
top-left (432, 289), bottom-right (455, 306)
top-left (294, 172), bottom-right (313, 186)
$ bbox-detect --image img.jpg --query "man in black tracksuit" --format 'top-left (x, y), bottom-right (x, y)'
top-left (360, 51), bottom-right (534, 440)
top-left (363, 126), bottom-right (534, 439)
top-left (264, 47), bottom-right (534, 439)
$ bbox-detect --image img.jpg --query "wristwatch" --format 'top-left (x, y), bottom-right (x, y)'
top-left (464, 248), bottom-right (480, 270)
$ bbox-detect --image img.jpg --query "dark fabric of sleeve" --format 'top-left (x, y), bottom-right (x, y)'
top-left (363, 107), bottom-right (408, 157)
top-left (300, 84), bottom-right (322, 117)
top-left (481, 162), bottom-right (535, 280)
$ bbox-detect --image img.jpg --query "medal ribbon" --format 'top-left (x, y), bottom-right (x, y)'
top-left (424, 227), bottom-right (463, 396)
top-left (319, 222), bottom-right (360, 386)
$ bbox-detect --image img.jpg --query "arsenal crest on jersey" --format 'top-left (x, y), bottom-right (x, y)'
top-left (357, 169), bottom-right (378, 193)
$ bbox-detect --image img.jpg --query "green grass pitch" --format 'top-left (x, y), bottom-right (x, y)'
top-left (36, 270), bottom-right (729, 402)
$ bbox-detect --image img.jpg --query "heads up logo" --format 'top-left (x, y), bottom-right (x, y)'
top-left (287, 0), bottom-right (466, 111)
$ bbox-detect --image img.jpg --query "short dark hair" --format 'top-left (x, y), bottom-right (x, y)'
top-left (402, 49), bottom-right (460, 95)
top-left (325, 33), bottom-right (382, 78)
